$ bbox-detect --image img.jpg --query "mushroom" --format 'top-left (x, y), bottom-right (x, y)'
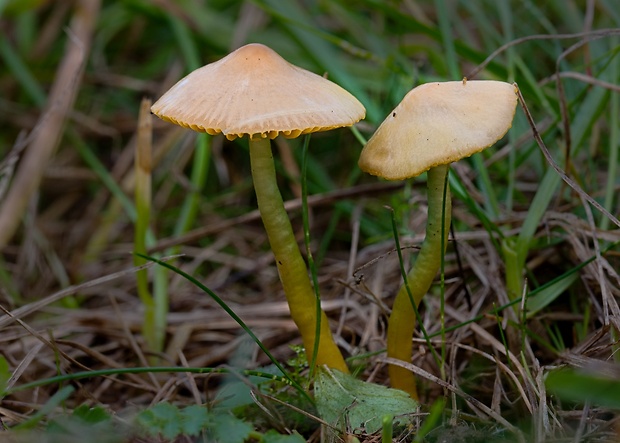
top-left (358, 80), bottom-right (517, 398)
top-left (152, 43), bottom-right (365, 373)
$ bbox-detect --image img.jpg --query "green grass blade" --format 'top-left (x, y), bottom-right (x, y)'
top-left (434, 238), bottom-right (619, 338)
top-left (168, 14), bottom-right (201, 71)
top-left (12, 386), bottom-right (75, 430)
top-left (471, 154), bottom-right (500, 219)
top-left (301, 135), bottom-right (321, 375)
top-left (433, 0), bottom-right (460, 79)
top-left (136, 253), bottom-right (310, 402)
top-left (0, 36), bottom-right (46, 107)
top-left (3, 366), bottom-right (294, 397)
top-left (546, 368), bottom-right (620, 409)
top-left (448, 172), bottom-right (504, 247)
top-left (254, 0), bottom-right (381, 122)
top-left (497, 1), bottom-right (518, 211)
top-left (525, 272), bottom-right (580, 318)
top-left (601, 38), bottom-right (619, 230)
top-left (71, 131), bottom-right (137, 222)
top-left (173, 134), bottom-right (211, 237)
top-left (413, 397), bottom-right (445, 443)
top-left (504, 167), bottom-right (561, 300)
top-left (146, 15), bottom-right (211, 358)
top-left (388, 207), bottom-right (442, 371)
top-left (516, 167), bottom-right (561, 259)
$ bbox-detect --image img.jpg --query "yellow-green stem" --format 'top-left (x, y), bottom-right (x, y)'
top-left (387, 164), bottom-right (451, 399)
top-left (249, 137), bottom-right (348, 373)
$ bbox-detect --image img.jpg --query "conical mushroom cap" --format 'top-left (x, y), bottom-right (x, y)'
top-left (358, 80), bottom-right (517, 180)
top-left (151, 43), bottom-right (365, 141)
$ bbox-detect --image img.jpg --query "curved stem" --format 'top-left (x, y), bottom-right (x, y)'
top-left (387, 164), bottom-right (451, 399)
top-left (249, 137), bottom-right (348, 373)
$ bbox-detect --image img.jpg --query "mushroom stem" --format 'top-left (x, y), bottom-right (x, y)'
top-left (249, 137), bottom-right (349, 373)
top-left (387, 164), bottom-right (451, 399)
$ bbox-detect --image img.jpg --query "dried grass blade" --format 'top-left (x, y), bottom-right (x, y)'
top-left (0, 260), bottom-right (162, 329)
top-left (516, 85), bottom-right (620, 229)
top-left (4, 342), bottom-right (44, 393)
top-left (380, 357), bottom-right (523, 441)
top-left (0, 0), bottom-right (102, 247)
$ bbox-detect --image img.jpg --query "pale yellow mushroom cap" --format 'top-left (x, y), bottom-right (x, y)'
top-left (151, 43), bottom-right (366, 141)
top-left (358, 80), bottom-right (518, 180)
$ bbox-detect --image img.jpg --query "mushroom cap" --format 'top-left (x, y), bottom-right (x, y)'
top-left (151, 43), bottom-right (366, 141)
top-left (358, 80), bottom-right (518, 180)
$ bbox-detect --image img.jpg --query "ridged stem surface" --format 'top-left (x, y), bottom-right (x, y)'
top-left (249, 137), bottom-right (349, 373)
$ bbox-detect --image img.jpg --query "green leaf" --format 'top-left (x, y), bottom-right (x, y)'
top-left (263, 429), bottom-right (307, 443)
top-left (0, 355), bottom-right (10, 396)
top-left (137, 402), bottom-right (256, 442)
top-left (44, 405), bottom-right (122, 443)
top-left (546, 368), bottom-right (620, 409)
top-left (71, 405), bottom-right (111, 424)
top-left (180, 405), bottom-right (209, 436)
top-left (315, 369), bottom-right (418, 435)
top-left (209, 414), bottom-right (254, 443)
top-left (136, 402), bottom-right (183, 440)
top-left (209, 413), bottom-right (253, 443)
